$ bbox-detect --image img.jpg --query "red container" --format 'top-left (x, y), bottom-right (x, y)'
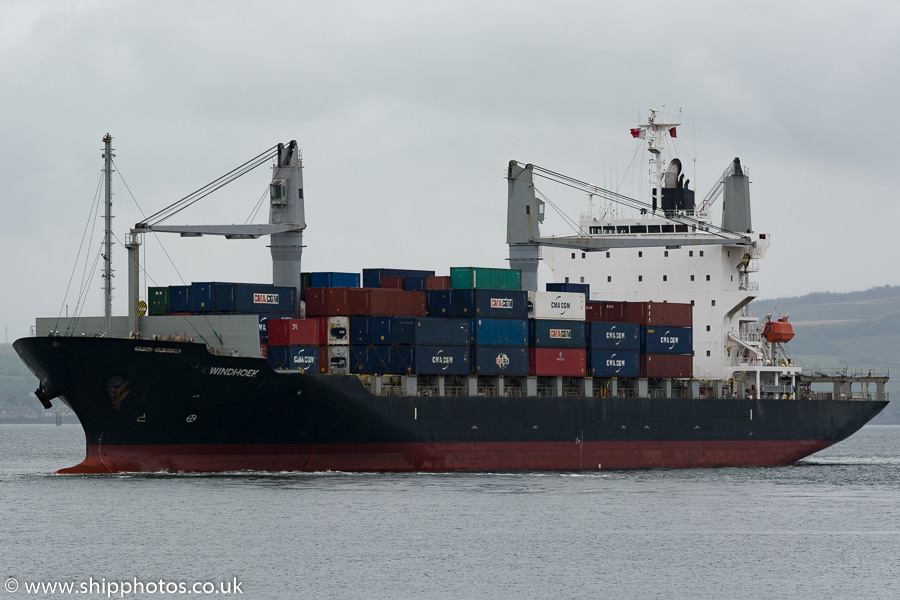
top-left (641, 354), bottom-right (693, 378)
top-left (529, 348), bottom-right (586, 377)
top-left (425, 276), bottom-right (451, 290)
top-left (380, 276), bottom-right (405, 289)
top-left (625, 302), bottom-right (692, 327)
top-left (305, 287), bottom-right (352, 316)
top-left (585, 301), bottom-right (627, 322)
top-left (348, 288), bottom-right (427, 316)
top-left (267, 319), bottom-right (319, 347)
top-left (317, 346), bottom-right (329, 373)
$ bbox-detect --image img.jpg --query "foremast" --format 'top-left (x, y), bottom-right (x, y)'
top-left (102, 133), bottom-right (114, 336)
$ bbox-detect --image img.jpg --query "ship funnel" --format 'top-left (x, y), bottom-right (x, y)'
top-left (507, 161), bottom-right (543, 291)
top-left (722, 157), bottom-right (751, 233)
top-left (270, 140), bottom-right (305, 301)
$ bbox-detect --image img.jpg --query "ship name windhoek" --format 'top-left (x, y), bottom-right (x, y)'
top-left (209, 367), bottom-right (260, 377)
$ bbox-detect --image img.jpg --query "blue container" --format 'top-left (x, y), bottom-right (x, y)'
top-left (589, 349), bottom-right (640, 378)
top-left (191, 282), bottom-right (216, 313)
top-left (404, 276), bottom-right (427, 291)
top-left (214, 283), bottom-right (236, 313)
top-left (268, 346), bottom-right (319, 373)
top-left (371, 345), bottom-right (391, 373)
top-left (473, 346), bottom-right (529, 376)
top-left (468, 318), bottom-right (528, 347)
top-left (641, 326), bottom-right (693, 354)
top-left (390, 345), bottom-right (415, 374)
top-left (235, 284), bottom-right (297, 314)
top-left (391, 318), bottom-right (416, 346)
top-left (453, 289), bottom-right (528, 319)
top-left (588, 322), bottom-right (640, 350)
top-left (415, 345), bottom-right (469, 375)
top-left (546, 282), bottom-right (590, 296)
top-left (426, 290), bottom-right (454, 317)
top-left (391, 345), bottom-right (470, 375)
top-left (310, 271), bottom-right (360, 288)
top-left (349, 316), bottom-right (373, 345)
top-left (363, 268), bottom-right (435, 288)
top-left (168, 285), bottom-right (192, 313)
top-left (392, 317), bottom-right (470, 346)
top-left (372, 316), bottom-right (393, 345)
top-left (268, 346), bottom-right (290, 369)
top-left (350, 345), bottom-right (373, 374)
top-left (528, 320), bottom-right (586, 349)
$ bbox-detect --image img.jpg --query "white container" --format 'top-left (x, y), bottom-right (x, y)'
top-left (326, 316), bottom-right (349, 345)
top-left (527, 291), bottom-right (586, 321)
top-left (326, 345), bottom-right (350, 374)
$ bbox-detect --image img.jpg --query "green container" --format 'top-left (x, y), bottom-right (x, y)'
top-left (450, 267), bottom-right (522, 290)
top-left (148, 286), bottom-right (170, 316)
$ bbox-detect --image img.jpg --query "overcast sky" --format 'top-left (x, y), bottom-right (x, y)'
top-left (2, 0), bottom-right (898, 340)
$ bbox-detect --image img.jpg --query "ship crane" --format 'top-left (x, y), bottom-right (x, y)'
top-left (506, 159), bottom-right (757, 291)
top-left (125, 141), bottom-right (306, 337)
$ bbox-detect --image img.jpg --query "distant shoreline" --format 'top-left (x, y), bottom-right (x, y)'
top-left (0, 417), bottom-right (81, 425)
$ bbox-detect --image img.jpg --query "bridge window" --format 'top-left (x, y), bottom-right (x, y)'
top-left (675, 225), bottom-right (689, 233)
top-left (662, 225), bottom-right (675, 233)
top-left (630, 225), bottom-right (647, 234)
top-left (603, 226), bottom-right (616, 234)
top-left (617, 226), bottom-right (629, 234)
top-left (648, 225), bottom-right (661, 233)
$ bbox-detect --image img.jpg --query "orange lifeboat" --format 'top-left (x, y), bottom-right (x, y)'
top-left (763, 317), bottom-right (795, 343)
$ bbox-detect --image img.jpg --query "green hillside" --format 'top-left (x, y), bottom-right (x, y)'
top-left (752, 285), bottom-right (900, 423)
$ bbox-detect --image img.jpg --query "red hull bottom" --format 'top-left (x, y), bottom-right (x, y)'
top-left (57, 440), bottom-right (834, 474)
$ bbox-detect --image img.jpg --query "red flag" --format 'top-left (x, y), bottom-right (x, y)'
top-left (630, 128), bottom-right (646, 139)
top-left (669, 127), bottom-right (677, 138)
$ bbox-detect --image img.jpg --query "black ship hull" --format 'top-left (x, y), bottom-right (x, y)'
top-left (13, 336), bottom-right (887, 473)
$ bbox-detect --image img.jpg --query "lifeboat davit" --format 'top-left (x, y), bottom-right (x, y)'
top-left (763, 317), bottom-right (795, 343)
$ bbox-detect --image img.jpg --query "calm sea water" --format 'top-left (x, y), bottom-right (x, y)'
top-left (1, 424), bottom-right (899, 599)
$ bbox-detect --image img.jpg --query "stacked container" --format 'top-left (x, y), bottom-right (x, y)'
top-left (587, 322), bottom-right (640, 378)
top-left (526, 291), bottom-right (586, 377)
top-left (266, 319), bottom-right (320, 373)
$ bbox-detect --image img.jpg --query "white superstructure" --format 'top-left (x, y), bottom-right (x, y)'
top-left (511, 108), bottom-right (799, 392)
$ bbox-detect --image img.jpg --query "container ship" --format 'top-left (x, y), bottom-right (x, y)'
top-left (14, 114), bottom-right (889, 473)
